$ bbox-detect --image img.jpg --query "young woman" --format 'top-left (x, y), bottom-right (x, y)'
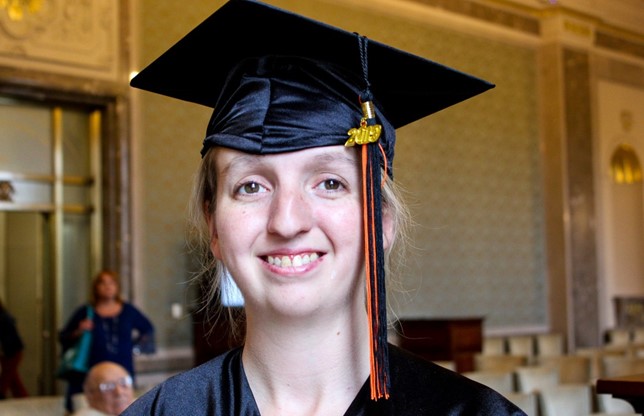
top-left (124, 1), bottom-right (525, 414)
top-left (59, 270), bottom-right (154, 412)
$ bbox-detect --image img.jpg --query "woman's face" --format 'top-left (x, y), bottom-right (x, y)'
top-left (96, 273), bottom-right (119, 301)
top-left (209, 145), bottom-right (371, 320)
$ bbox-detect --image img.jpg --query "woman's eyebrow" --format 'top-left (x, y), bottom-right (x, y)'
top-left (309, 152), bottom-right (357, 170)
top-left (219, 154), bottom-right (265, 177)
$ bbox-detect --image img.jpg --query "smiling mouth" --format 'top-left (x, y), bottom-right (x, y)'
top-left (266, 253), bottom-right (320, 268)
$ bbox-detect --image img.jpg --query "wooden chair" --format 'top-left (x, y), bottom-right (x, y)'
top-left (508, 335), bottom-right (535, 364)
top-left (515, 366), bottom-right (559, 394)
top-left (538, 384), bottom-right (592, 416)
top-left (0, 396), bottom-right (66, 415)
top-left (601, 355), bottom-right (644, 378)
top-left (575, 347), bottom-right (627, 381)
top-left (595, 393), bottom-right (637, 415)
top-left (504, 392), bottom-right (538, 416)
top-left (632, 327), bottom-right (644, 345)
top-left (482, 336), bottom-right (506, 355)
top-left (606, 328), bottom-right (631, 346)
top-left (537, 355), bottom-right (592, 384)
top-left (535, 333), bottom-right (564, 357)
top-left (474, 353), bottom-right (527, 373)
top-left (462, 370), bottom-right (514, 394)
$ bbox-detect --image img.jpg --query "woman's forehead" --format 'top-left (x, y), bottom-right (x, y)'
top-left (214, 145), bottom-right (360, 172)
top-left (98, 273), bottom-right (117, 283)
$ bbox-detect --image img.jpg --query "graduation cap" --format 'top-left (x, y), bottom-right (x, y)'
top-left (131, 0), bottom-right (494, 401)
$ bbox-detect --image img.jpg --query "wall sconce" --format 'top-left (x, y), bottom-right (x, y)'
top-left (610, 144), bottom-right (643, 185)
top-left (0, 0), bottom-right (43, 21)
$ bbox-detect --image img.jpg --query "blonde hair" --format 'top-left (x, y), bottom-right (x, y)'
top-left (187, 149), bottom-right (244, 336)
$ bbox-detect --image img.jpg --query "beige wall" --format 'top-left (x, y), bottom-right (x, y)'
top-left (132, 0), bottom-right (220, 348)
top-left (596, 81), bottom-right (644, 328)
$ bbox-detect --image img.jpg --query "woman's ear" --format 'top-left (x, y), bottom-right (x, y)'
top-left (205, 209), bottom-right (222, 260)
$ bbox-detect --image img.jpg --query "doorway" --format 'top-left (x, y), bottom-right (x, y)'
top-left (0, 95), bottom-right (101, 395)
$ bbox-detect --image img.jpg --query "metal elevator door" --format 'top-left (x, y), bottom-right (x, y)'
top-left (0, 95), bottom-right (102, 395)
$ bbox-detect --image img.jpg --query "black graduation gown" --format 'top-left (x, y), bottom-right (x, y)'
top-left (122, 344), bottom-right (526, 415)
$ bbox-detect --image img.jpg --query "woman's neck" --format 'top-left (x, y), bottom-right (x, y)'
top-left (241, 307), bottom-right (371, 416)
top-left (94, 298), bottom-right (122, 317)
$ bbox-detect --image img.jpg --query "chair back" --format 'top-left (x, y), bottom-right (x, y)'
top-left (538, 384), bottom-right (592, 416)
top-left (537, 355), bottom-right (591, 384)
top-left (515, 366), bottom-right (559, 394)
top-left (632, 327), bottom-right (644, 344)
top-left (536, 333), bottom-right (564, 356)
top-left (482, 337), bottom-right (506, 355)
top-left (474, 354), bottom-right (528, 373)
top-left (602, 355), bottom-right (644, 378)
top-left (606, 328), bottom-right (631, 346)
top-left (575, 347), bottom-right (626, 380)
top-left (504, 392), bottom-right (537, 416)
top-left (508, 335), bottom-right (535, 364)
top-left (596, 393), bottom-right (636, 414)
top-left (0, 396), bottom-right (65, 416)
top-left (462, 370), bottom-right (514, 394)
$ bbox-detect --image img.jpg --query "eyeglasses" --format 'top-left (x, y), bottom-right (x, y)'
top-left (97, 375), bottom-right (133, 393)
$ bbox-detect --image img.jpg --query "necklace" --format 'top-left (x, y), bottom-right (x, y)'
top-left (102, 315), bottom-right (120, 355)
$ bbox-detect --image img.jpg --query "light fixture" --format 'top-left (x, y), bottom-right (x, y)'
top-left (611, 144), bottom-right (643, 185)
top-left (0, 0), bottom-right (43, 21)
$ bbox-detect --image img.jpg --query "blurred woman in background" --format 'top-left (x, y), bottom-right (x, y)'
top-left (59, 270), bottom-right (154, 412)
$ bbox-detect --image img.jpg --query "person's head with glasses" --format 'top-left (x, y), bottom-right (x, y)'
top-left (82, 361), bottom-right (134, 415)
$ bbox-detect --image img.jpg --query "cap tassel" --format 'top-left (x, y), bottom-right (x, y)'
top-left (345, 34), bottom-right (390, 400)
top-left (346, 102), bottom-right (390, 400)
top-left (361, 141), bottom-right (390, 400)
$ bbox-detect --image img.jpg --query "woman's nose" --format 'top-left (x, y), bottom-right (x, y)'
top-left (267, 187), bottom-right (313, 238)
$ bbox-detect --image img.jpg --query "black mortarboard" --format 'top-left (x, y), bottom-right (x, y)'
top-left (131, 0), bottom-right (493, 401)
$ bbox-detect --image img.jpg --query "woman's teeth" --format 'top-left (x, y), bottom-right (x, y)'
top-left (267, 253), bottom-right (319, 267)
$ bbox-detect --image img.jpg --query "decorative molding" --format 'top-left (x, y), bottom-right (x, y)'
top-left (0, 0), bottom-right (119, 81)
top-left (408, 0), bottom-right (540, 34)
top-left (540, 11), bottom-right (596, 49)
top-left (596, 30), bottom-right (644, 60)
top-left (403, 0), bottom-right (644, 61)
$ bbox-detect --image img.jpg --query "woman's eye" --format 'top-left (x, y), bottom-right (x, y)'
top-left (320, 179), bottom-right (343, 191)
top-left (238, 181), bottom-right (265, 194)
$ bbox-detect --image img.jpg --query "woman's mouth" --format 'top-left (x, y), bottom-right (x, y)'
top-left (266, 252), bottom-right (320, 268)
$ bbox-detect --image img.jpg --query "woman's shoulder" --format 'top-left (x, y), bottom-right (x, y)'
top-left (72, 304), bottom-right (93, 318)
top-left (152, 351), bottom-right (232, 389)
top-left (121, 302), bottom-right (135, 311)
top-left (121, 302), bottom-right (151, 316)
top-left (0, 309), bottom-right (13, 324)
top-left (122, 348), bottom-right (257, 415)
top-left (388, 345), bottom-right (526, 415)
